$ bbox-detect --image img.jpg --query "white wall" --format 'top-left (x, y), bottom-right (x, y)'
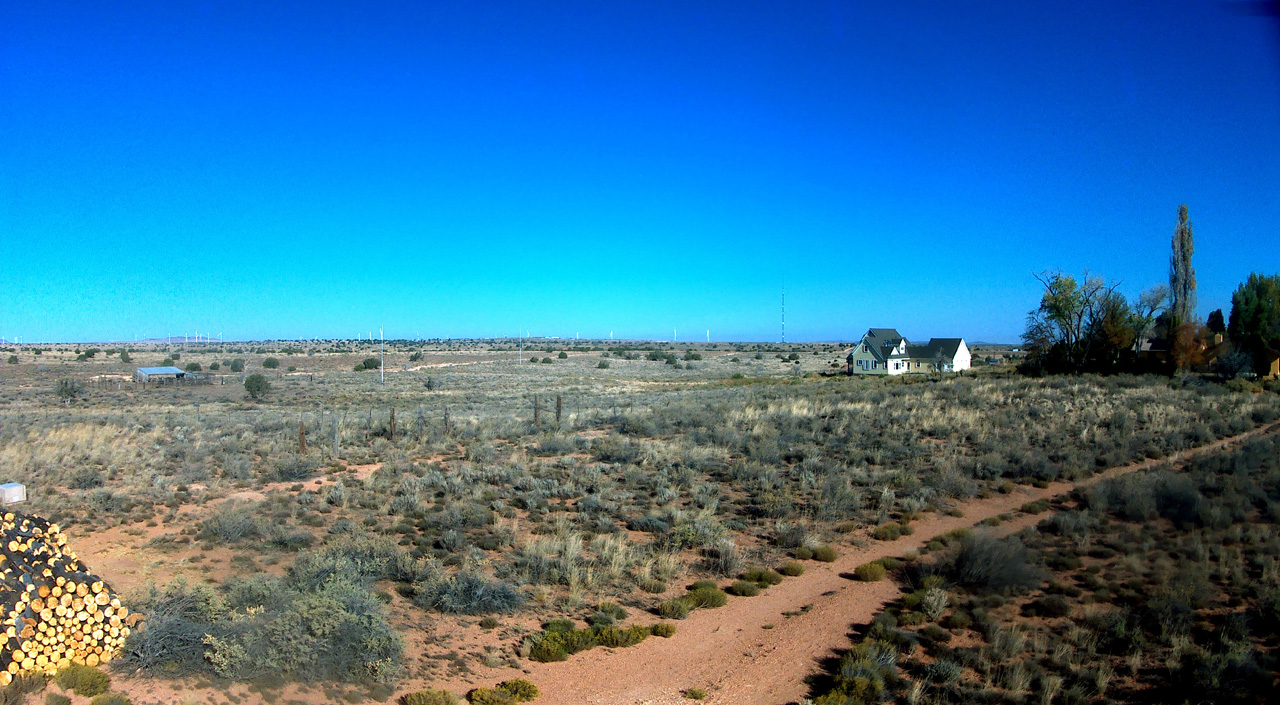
top-left (951, 341), bottom-right (971, 372)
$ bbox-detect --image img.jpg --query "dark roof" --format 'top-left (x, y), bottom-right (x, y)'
top-left (865, 328), bottom-right (904, 342)
top-left (857, 328), bottom-right (909, 362)
top-left (907, 338), bottom-right (967, 360)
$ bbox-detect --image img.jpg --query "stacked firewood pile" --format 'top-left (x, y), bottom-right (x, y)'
top-left (0, 511), bottom-right (131, 684)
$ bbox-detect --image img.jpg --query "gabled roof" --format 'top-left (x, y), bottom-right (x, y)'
top-left (136, 366), bottom-right (186, 375)
top-left (856, 328), bottom-right (910, 362)
top-left (865, 328), bottom-right (905, 343)
top-left (907, 338), bottom-right (967, 360)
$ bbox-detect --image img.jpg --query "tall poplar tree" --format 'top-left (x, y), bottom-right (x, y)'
top-left (1169, 204), bottom-right (1196, 327)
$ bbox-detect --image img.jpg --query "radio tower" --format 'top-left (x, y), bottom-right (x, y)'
top-left (781, 281), bottom-right (786, 343)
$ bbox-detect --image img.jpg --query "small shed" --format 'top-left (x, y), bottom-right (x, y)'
top-left (134, 366), bottom-right (187, 383)
top-left (0, 483), bottom-right (26, 504)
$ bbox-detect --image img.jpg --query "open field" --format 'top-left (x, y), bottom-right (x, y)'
top-left (0, 341), bottom-right (1277, 704)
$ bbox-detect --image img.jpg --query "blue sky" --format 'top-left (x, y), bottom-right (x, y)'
top-left (2, 1), bottom-right (1278, 343)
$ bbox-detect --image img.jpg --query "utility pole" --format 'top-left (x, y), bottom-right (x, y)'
top-left (781, 280), bottom-right (786, 344)
top-left (379, 327), bottom-right (384, 384)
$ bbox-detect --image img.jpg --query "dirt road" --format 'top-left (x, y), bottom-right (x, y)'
top-left (508, 422), bottom-right (1279, 705)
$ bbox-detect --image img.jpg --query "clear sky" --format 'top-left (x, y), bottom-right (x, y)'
top-left (2, 1), bottom-right (1278, 343)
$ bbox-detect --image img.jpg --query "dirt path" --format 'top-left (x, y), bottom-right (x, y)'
top-left (497, 422), bottom-right (1280, 705)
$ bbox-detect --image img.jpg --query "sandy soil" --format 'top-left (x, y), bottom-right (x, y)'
top-left (101, 422), bottom-right (1276, 705)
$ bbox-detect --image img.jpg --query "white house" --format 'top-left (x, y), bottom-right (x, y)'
top-left (846, 328), bottom-right (914, 375)
top-left (847, 329), bottom-right (971, 375)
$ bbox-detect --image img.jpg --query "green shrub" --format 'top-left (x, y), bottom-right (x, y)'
top-left (597, 360), bottom-right (610, 369)
top-left (684, 687), bottom-right (708, 700)
top-left (1021, 499), bottom-right (1051, 514)
top-left (812, 545), bottom-right (838, 562)
top-left (1023, 594), bottom-right (1072, 618)
top-left (244, 373), bottom-right (271, 400)
top-left (495, 679), bottom-right (539, 702)
top-left (125, 567), bottom-right (404, 684)
top-left (687, 585), bottom-right (727, 609)
top-left (650, 622), bottom-right (677, 638)
top-left (587, 610), bottom-right (616, 627)
top-left (89, 696), bottom-right (132, 705)
top-left (853, 563), bottom-right (887, 582)
top-left (944, 611), bottom-right (973, 630)
top-left (741, 567), bottom-right (784, 586)
top-left (924, 659), bottom-right (962, 684)
top-left (779, 561), bottom-right (805, 577)
top-left (45, 695), bottom-right (72, 705)
top-left (898, 611), bottom-right (926, 626)
top-left (528, 628), bottom-right (598, 662)
top-left (688, 580), bottom-right (718, 591)
top-left (597, 601), bottom-right (627, 621)
top-left (726, 580), bottom-right (761, 597)
top-left (658, 597), bottom-right (693, 619)
top-left (872, 523), bottom-right (904, 541)
top-left (55, 664), bottom-right (109, 697)
top-left (638, 578), bottom-right (667, 594)
top-left (413, 572), bottom-right (525, 614)
top-left (919, 574), bottom-right (946, 591)
top-left (467, 688), bottom-right (514, 705)
top-left (527, 637), bottom-right (568, 663)
top-left (876, 557), bottom-right (902, 571)
top-left (794, 546), bottom-right (814, 560)
top-left (262, 357), bottom-right (280, 369)
top-left (403, 691), bottom-right (458, 705)
top-left (595, 625), bottom-right (649, 648)
top-left (543, 618), bottom-right (575, 633)
top-left (950, 533), bottom-right (1045, 593)
top-left (919, 624), bottom-right (952, 643)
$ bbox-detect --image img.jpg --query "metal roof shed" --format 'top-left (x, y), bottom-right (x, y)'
top-left (134, 366), bottom-right (187, 383)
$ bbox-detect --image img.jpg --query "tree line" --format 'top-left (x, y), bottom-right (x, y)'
top-left (1021, 205), bottom-right (1278, 378)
